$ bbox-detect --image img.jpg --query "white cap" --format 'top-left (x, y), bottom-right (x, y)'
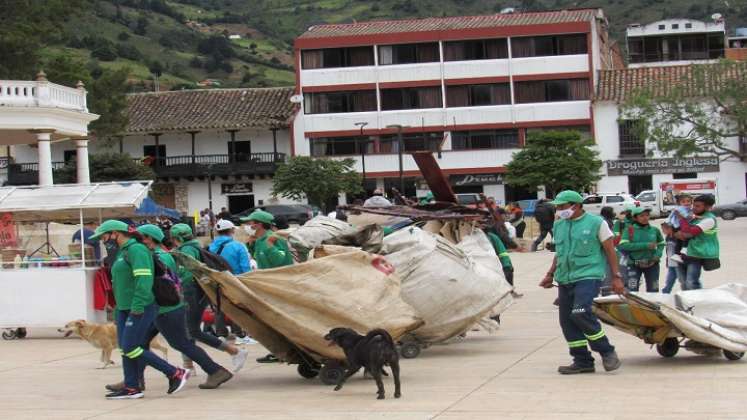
top-left (215, 219), bottom-right (235, 232)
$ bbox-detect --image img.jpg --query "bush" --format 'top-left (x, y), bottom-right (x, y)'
top-left (118, 31), bottom-right (130, 41)
top-left (189, 56), bottom-right (203, 68)
top-left (115, 43), bottom-right (141, 60)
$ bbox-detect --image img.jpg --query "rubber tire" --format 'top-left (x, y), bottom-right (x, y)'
top-left (656, 337), bottom-right (680, 358)
top-left (15, 328), bottom-right (26, 339)
top-left (721, 210), bottom-right (737, 221)
top-left (400, 342), bottom-right (421, 359)
top-left (2, 330), bottom-right (16, 340)
top-left (319, 362), bottom-right (345, 386)
top-left (723, 350), bottom-right (744, 361)
top-left (297, 362), bottom-right (320, 379)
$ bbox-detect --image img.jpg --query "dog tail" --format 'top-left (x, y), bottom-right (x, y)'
top-left (365, 328), bottom-right (395, 347)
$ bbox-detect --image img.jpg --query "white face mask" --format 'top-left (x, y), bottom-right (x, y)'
top-left (557, 207), bottom-right (575, 220)
top-left (243, 225), bottom-right (256, 236)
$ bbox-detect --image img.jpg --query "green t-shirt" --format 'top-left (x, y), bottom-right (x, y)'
top-left (617, 223), bottom-right (665, 263)
top-left (111, 239), bottom-right (155, 313)
top-left (248, 232), bottom-right (293, 269)
top-left (155, 247), bottom-right (184, 314)
top-left (486, 232), bottom-right (513, 269)
top-left (176, 239), bottom-right (203, 290)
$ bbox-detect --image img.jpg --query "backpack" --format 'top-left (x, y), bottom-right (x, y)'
top-left (185, 242), bottom-right (233, 273)
top-left (613, 224), bottom-right (634, 246)
top-left (123, 250), bottom-right (182, 307)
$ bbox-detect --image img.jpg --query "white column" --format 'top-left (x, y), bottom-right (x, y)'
top-left (75, 138), bottom-right (90, 184)
top-left (35, 131), bottom-right (53, 186)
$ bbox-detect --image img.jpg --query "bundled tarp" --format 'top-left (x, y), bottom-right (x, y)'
top-left (382, 226), bottom-right (513, 343)
top-left (287, 216), bottom-right (356, 261)
top-left (594, 283), bottom-right (747, 352)
top-left (174, 250), bottom-right (422, 362)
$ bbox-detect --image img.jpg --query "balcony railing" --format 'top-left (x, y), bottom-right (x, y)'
top-left (0, 80), bottom-right (88, 112)
top-left (6, 161), bottom-right (65, 185)
top-left (151, 152), bottom-right (286, 178)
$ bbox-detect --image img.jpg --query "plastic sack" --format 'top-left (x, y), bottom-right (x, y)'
top-left (288, 216), bottom-right (356, 262)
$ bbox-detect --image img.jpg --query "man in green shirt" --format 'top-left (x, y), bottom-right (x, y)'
top-left (674, 194), bottom-right (719, 290)
top-left (539, 190), bottom-right (624, 375)
top-left (241, 210), bottom-right (294, 363)
top-left (617, 208), bottom-right (665, 292)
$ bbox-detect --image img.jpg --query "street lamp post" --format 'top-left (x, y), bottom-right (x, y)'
top-left (354, 122), bottom-right (368, 189)
top-left (386, 124), bottom-right (408, 195)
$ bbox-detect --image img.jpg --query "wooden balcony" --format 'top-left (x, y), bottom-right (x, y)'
top-left (151, 152), bottom-right (287, 179)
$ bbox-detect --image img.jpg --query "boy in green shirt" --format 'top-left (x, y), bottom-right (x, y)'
top-left (617, 208), bottom-right (665, 292)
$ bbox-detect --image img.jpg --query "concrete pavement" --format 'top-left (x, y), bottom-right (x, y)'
top-left (1, 218), bottom-right (746, 419)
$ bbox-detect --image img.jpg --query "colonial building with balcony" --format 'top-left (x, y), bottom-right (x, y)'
top-left (9, 87), bottom-right (297, 215)
top-left (292, 8), bottom-right (621, 203)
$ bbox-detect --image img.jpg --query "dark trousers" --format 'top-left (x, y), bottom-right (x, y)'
top-left (116, 305), bottom-right (176, 389)
top-left (141, 307), bottom-right (223, 378)
top-left (184, 285), bottom-right (226, 350)
top-left (627, 263), bottom-right (660, 292)
top-left (558, 279), bottom-right (615, 367)
top-left (531, 227), bottom-right (553, 251)
top-left (514, 221), bottom-right (526, 239)
top-left (680, 259), bottom-right (703, 290)
top-left (503, 267), bottom-right (514, 286)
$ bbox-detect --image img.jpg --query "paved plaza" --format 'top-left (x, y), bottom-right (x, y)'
top-left (1, 219), bottom-right (746, 419)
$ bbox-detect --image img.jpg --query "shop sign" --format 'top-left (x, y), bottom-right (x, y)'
top-left (606, 157), bottom-right (719, 176)
top-left (221, 183), bottom-right (253, 194)
top-left (451, 173), bottom-right (503, 186)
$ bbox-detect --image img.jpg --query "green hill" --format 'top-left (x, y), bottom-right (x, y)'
top-left (48, 0), bottom-right (747, 91)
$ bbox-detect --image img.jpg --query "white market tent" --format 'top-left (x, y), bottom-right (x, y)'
top-left (0, 181), bottom-right (153, 222)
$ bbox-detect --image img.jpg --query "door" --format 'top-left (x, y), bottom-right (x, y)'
top-left (628, 175), bottom-right (652, 196)
top-left (604, 195), bottom-right (627, 214)
top-left (231, 141), bottom-right (252, 162)
top-left (144, 145), bottom-right (166, 165)
top-left (63, 150), bottom-right (77, 164)
top-left (228, 194), bottom-right (255, 215)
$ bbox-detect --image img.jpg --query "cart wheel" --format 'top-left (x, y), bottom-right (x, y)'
top-left (2, 330), bottom-right (17, 340)
top-left (319, 362), bottom-right (345, 386)
top-left (400, 342), bottom-right (421, 359)
top-left (723, 350), bottom-right (744, 361)
top-left (15, 328), bottom-right (27, 339)
top-left (297, 362), bottom-right (320, 379)
top-left (656, 338), bottom-right (679, 358)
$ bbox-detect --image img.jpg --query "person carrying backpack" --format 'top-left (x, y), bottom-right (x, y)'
top-left (169, 223), bottom-right (248, 373)
top-left (106, 224), bottom-right (233, 391)
top-left (209, 219), bottom-right (251, 275)
top-left (617, 208), bottom-right (665, 292)
top-left (90, 220), bottom-right (189, 399)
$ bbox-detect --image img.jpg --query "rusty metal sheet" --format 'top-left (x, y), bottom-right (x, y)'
top-left (411, 152), bottom-right (456, 203)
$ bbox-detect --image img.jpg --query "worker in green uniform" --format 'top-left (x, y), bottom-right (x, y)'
top-left (486, 231), bottom-right (514, 286)
top-left (169, 223), bottom-right (248, 372)
top-left (539, 191), bottom-right (624, 375)
top-left (241, 210), bottom-right (293, 363)
top-left (90, 220), bottom-right (188, 399)
top-left (617, 208), bottom-right (665, 292)
top-left (674, 194), bottom-right (720, 290)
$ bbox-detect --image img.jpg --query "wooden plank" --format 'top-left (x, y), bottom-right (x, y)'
top-left (411, 152), bottom-right (456, 203)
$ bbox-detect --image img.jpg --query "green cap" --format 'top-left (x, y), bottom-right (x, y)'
top-left (240, 209), bottom-right (274, 224)
top-left (90, 219), bottom-right (129, 240)
top-left (631, 206), bottom-right (651, 217)
top-left (170, 223), bottom-right (193, 240)
top-left (137, 224), bottom-right (165, 243)
top-left (551, 190), bottom-right (584, 205)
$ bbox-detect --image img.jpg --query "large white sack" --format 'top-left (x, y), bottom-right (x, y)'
top-left (288, 216), bottom-right (356, 261)
top-left (382, 227), bottom-right (513, 342)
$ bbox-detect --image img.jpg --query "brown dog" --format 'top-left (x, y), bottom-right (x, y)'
top-left (58, 320), bottom-right (168, 369)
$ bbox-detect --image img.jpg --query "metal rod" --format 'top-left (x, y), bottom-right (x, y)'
top-left (79, 208), bottom-right (85, 268)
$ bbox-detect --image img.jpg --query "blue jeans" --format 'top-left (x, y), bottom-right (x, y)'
top-left (680, 259), bottom-right (703, 290)
top-left (184, 285), bottom-right (226, 350)
top-left (116, 305), bottom-right (177, 389)
top-left (558, 279), bottom-right (615, 367)
top-left (662, 266), bottom-right (682, 294)
top-left (626, 263), bottom-right (660, 292)
top-left (141, 307), bottom-right (223, 377)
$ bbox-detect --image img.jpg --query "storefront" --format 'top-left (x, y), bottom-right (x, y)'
top-left (449, 173), bottom-right (505, 203)
top-left (603, 157), bottom-right (720, 196)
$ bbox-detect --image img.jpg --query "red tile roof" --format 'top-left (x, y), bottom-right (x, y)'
top-left (595, 63), bottom-right (747, 102)
top-left (298, 9), bottom-right (601, 39)
top-left (125, 87), bottom-right (296, 134)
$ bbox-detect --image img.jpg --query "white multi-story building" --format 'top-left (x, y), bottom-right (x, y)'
top-left (626, 18), bottom-right (726, 67)
top-left (292, 8), bottom-right (621, 203)
top-left (8, 87), bottom-right (298, 215)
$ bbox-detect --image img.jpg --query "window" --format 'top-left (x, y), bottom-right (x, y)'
top-left (671, 24), bottom-right (679, 29)
top-left (708, 34), bottom-right (725, 59)
top-left (301, 46), bottom-right (375, 69)
top-left (658, 25), bottom-right (666, 30)
top-left (378, 43), bottom-right (439, 65)
top-left (510, 34), bottom-right (587, 58)
top-left (606, 196), bottom-right (625, 203)
top-left (231, 141), bottom-right (252, 162)
top-left (526, 125), bottom-right (591, 140)
top-left (514, 79), bottom-right (590, 103)
top-left (618, 120), bottom-right (645, 157)
top-left (63, 150), bottom-right (77, 163)
top-left (681, 35), bottom-right (707, 59)
top-left (446, 83), bottom-right (511, 107)
top-left (304, 90), bottom-right (377, 114)
top-left (380, 132), bottom-right (444, 153)
top-left (311, 137), bottom-right (374, 156)
top-left (443, 38), bottom-right (508, 61)
top-left (685, 23), bottom-right (692, 29)
top-left (380, 87), bottom-right (442, 110)
top-left (583, 196), bottom-right (603, 205)
top-left (451, 129), bottom-right (519, 150)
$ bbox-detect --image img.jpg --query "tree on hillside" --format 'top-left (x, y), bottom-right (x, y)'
top-left (56, 152), bottom-right (154, 184)
top-left (621, 60), bottom-right (747, 161)
top-left (272, 156), bottom-right (363, 212)
top-left (505, 130), bottom-right (602, 197)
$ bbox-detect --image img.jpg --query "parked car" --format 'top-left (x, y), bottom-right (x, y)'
top-left (582, 193), bottom-right (640, 216)
top-left (634, 190), bottom-right (662, 218)
top-left (232, 204), bottom-right (313, 226)
top-left (713, 199), bottom-right (747, 220)
top-left (455, 193), bottom-right (481, 207)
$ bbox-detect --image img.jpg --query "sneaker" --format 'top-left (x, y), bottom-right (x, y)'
top-left (199, 368), bottom-right (234, 389)
top-left (557, 363), bottom-right (595, 375)
top-left (186, 368), bottom-right (197, 377)
top-left (602, 350), bottom-right (621, 372)
top-left (167, 368), bottom-right (190, 395)
top-left (511, 291), bottom-right (524, 298)
top-left (105, 387), bottom-right (143, 400)
top-left (105, 380), bottom-right (144, 392)
top-left (256, 354), bottom-right (279, 364)
top-left (232, 348), bottom-right (249, 372)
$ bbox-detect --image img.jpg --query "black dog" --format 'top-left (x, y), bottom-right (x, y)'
top-left (324, 327), bottom-right (401, 399)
